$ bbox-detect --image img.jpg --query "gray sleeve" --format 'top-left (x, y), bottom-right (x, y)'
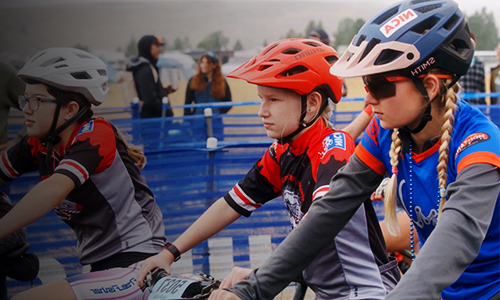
top-left (386, 163), bottom-right (500, 300)
top-left (228, 154), bottom-right (384, 300)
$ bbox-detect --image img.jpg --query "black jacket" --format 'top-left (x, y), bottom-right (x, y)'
top-left (126, 57), bottom-right (173, 118)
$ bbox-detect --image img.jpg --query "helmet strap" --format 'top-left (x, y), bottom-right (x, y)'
top-left (41, 90), bottom-right (91, 163)
top-left (403, 79), bottom-right (433, 134)
top-left (277, 93), bottom-right (328, 144)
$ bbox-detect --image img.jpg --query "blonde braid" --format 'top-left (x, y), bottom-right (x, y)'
top-left (384, 128), bottom-right (402, 236)
top-left (322, 100), bottom-right (334, 130)
top-left (436, 81), bottom-right (458, 217)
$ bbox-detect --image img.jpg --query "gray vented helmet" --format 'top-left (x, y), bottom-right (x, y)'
top-left (18, 47), bottom-right (109, 106)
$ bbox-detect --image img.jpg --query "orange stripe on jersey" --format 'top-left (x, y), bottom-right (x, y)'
top-left (355, 144), bottom-right (386, 175)
top-left (412, 139), bottom-right (441, 164)
top-left (60, 160), bottom-right (89, 181)
top-left (234, 185), bottom-right (261, 209)
top-left (1, 154), bottom-right (18, 177)
top-left (312, 186), bottom-right (329, 201)
top-left (457, 151), bottom-right (500, 173)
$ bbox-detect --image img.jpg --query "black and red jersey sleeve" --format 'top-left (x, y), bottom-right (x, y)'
top-left (54, 119), bottom-right (116, 188)
top-left (311, 131), bottom-right (355, 201)
top-left (0, 136), bottom-right (40, 181)
top-left (224, 142), bottom-right (283, 217)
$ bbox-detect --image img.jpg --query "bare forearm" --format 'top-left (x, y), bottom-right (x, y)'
top-left (0, 174), bottom-right (73, 240)
top-left (174, 197), bottom-right (241, 253)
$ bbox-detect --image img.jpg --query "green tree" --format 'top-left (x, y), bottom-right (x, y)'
top-left (234, 39), bottom-right (243, 51)
top-left (284, 28), bottom-right (302, 39)
top-left (173, 37), bottom-right (184, 51)
top-left (304, 20), bottom-right (323, 37)
top-left (333, 18), bottom-right (365, 48)
top-left (183, 37), bottom-right (192, 50)
top-left (197, 31), bottom-right (229, 51)
top-left (467, 8), bottom-right (499, 50)
top-left (161, 36), bottom-right (170, 50)
top-left (125, 36), bottom-right (138, 58)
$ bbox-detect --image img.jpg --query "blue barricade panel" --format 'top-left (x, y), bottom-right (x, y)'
top-left (3, 100), bottom-right (500, 298)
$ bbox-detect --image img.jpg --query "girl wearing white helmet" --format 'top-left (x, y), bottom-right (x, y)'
top-left (210, 0), bottom-right (499, 299)
top-left (0, 47), bottom-right (166, 300)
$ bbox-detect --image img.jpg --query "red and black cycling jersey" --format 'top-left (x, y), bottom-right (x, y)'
top-left (224, 119), bottom-right (400, 299)
top-left (0, 119), bottom-right (165, 265)
top-left (224, 119), bottom-right (354, 227)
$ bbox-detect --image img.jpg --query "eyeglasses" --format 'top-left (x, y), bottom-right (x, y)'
top-left (18, 95), bottom-right (58, 111)
top-left (362, 74), bottom-right (452, 100)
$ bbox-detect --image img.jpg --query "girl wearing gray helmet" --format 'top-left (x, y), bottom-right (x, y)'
top-left (0, 47), bottom-right (166, 300)
top-left (210, 0), bottom-right (499, 299)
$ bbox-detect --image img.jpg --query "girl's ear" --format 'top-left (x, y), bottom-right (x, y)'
top-left (63, 101), bottom-right (80, 120)
top-left (307, 91), bottom-right (322, 112)
top-left (423, 74), bottom-right (440, 100)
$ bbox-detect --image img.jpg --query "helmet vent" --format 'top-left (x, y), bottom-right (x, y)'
top-left (76, 54), bottom-right (93, 59)
top-left (325, 55), bottom-right (338, 65)
top-left (374, 6), bottom-right (399, 25)
top-left (355, 35), bottom-right (366, 47)
top-left (101, 82), bottom-right (108, 91)
top-left (443, 14), bottom-right (459, 31)
top-left (359, 38), bottom-right (381, 62)
top-left (303, 41), bottom-right (322, 47)
top-left (71, 71), bottom-right (92, 80)
top-left (410, 0), bottom-right (436, 5)
top-left (97, 69), bottom-right (107, 76)
top-left (247, 57), bottom-right (257, 66)
top-left (279, 65), bottom-right (308, 77)
top-left (415, 4), bottom-right (442, 14)
top-left (281, 48), bottom-right (302, 55)
top-left (262, 43), bottom-right (279, 56)
top-left (30, 51), bottom-right (46, 63)
top-left (410, 16), bottom-right (441, 34)
top-left (375, 50), bottom-right (403, 65)
top-left (40, 57), bottom-right (65, 68)
top-left (258, 64), bottom-right (273, 72)
top-left (448, 38), bottom-right (472, 55)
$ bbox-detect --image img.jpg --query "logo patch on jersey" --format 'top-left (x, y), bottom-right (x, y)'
top-left (380, 9), bottom-right (418, 38)
top-left (320, 132), bottom-right (346, 159)
top-left (455, 133), bottom-right (490, 159)
top-left (78, 120), bottom-right (95, 135)
top-left (365, 118), bottom-right (379, 146)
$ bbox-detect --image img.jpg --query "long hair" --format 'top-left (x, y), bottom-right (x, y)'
top-left (190, 54), bottom-right (227, 99)
top-left (42, 83), bottom-right (148, 169)
top-left (384, 72), bottom-right (458, 235)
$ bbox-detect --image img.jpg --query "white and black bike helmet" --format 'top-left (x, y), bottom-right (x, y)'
top-left (17, 47), bottom-right (109, 156)
top-left (18, 47), bottom-right (109, 106)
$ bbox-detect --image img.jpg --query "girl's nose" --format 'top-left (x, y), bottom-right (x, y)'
top-left (364, 92), bottom-right (378, 106)
top-left (258, 102), bottom-right (269, 118)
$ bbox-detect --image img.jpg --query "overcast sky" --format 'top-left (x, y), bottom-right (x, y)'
top-left (0, 0), bottom-right (498, 59)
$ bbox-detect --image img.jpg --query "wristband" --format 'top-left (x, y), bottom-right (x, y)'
top-left (163, 242), bottom-right (181, 262)
top-left (364, 104), bottom-right (374, 117)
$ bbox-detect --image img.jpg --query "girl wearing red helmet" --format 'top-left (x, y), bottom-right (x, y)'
top-left (211, 1), bottom-right (499, 300)
top-left (137, 38), bottom-right (400, 299)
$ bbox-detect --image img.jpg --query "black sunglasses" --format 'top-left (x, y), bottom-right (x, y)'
top-left (363, 74), bottom-right (452, 100)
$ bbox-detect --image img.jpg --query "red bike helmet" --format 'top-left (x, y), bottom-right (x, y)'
top-left (228, 38), bottom-right (343, 103)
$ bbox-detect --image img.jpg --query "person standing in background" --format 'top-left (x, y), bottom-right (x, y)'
top-left (184, 51), bottom-right (232, 116)
top-left (0, 63), bottom-right (26, 155)
top-left (126, 35), bottom-right (174, 118)
top-left (309, 28), bottom-right (348, 98)
top-left (490, 42), bottom-right (500, 105)
top-left (458, 31), bottom-right (486, 105)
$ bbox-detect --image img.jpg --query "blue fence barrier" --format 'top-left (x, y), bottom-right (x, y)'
top-left (3, 98), bottom-right (500, 298)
